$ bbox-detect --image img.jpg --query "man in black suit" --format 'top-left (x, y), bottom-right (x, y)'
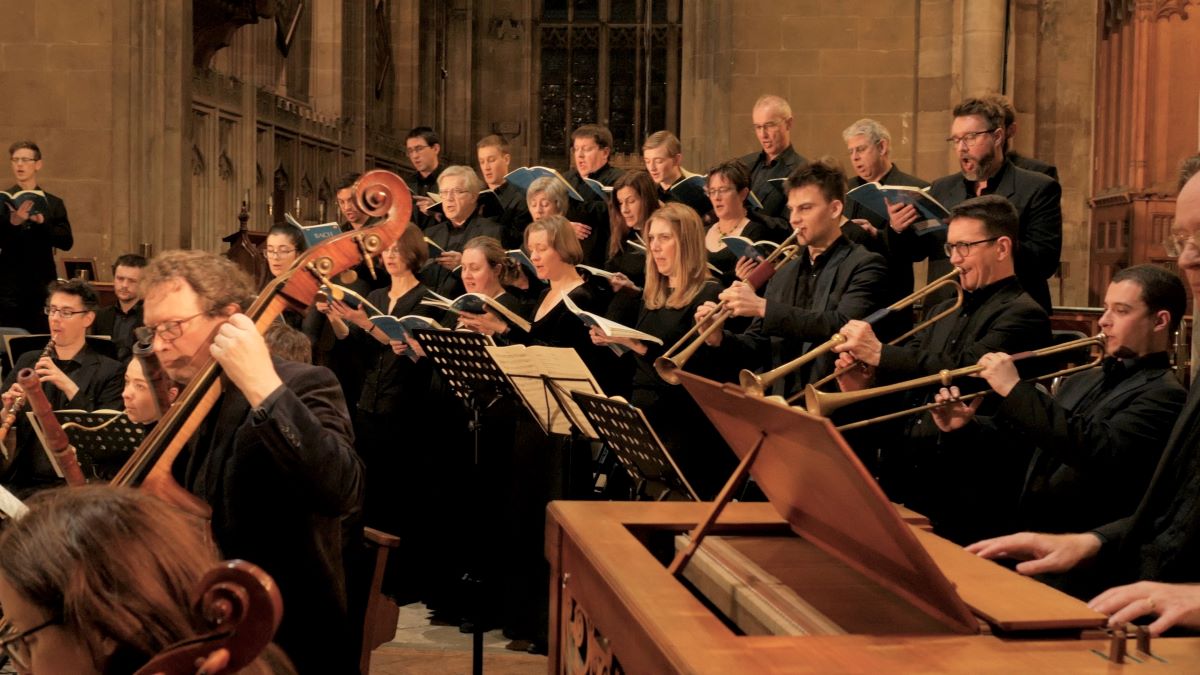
top-left (140, 249), bottom-right (363, 673)
top-left (698, 160), bottom-right (890, 397)
top-left (643, 130), bottom-right (712, 217)
top-left (406, 126), bottom-right (445, 231)
top-left (1, 280), bottom-right (122, 490)
top-left (563, 124), bottom-right (624, 266)
top-left (984, 92), bottom-right (1060, 181)
top-left (834, 195), bottom-right (1052, 544)
top-left (740, 95), bottom-right (808, 233)
top-left (841, 118), bottom-right (930, 297)
top-left (889, 97), bottom-right (1062, 312)
top-left (1, 141), bottom-right (73, 333)
top-left (966, 160), bottom-right (1200, 636)
top-left (92, 253), bottom-right (147, 363)
top-left (931, 264), bottom-right (1186, 535)
top-left (477, 134), bottom-right (532, 249)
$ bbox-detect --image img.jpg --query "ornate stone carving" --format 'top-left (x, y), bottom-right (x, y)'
top-left (193, 0), bottom-right (272, 68)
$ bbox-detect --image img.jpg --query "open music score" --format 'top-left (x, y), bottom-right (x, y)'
top-left (483, 344), bottom-right (603, 439)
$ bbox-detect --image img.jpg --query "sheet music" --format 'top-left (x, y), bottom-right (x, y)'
top-left (0, 484), bottom-right (28, 519)
top-left (485, 345), bottom-right (603, 438)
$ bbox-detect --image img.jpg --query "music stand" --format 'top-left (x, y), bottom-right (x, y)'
top-left (570, 390), bottom-right (698, 502)
top-left (410, 329), bottom-right (506, 675)
top-left (27, 409), bottom-right (147, 481)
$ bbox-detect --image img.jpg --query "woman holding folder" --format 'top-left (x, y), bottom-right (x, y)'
top-left (590, 202), bottom-right (735, 500)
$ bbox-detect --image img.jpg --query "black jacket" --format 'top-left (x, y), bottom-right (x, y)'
top-left (978, 353), bottom-right (1184, 534)
top-left (712, 236), bottom-right (890, 395)
top-left (175, 357), bottom-right (363, 674)
top-left (894, 160), bottom-right (1063, 312)
top-left (91, 301), bottom-right (144, 363)
top-left (0, 186), bottom-right (72, 331)
top-left (406, 164), bottom-right (445, 231)
top-left (419, 215), bottom-right (503, 298)
top-left (492, 180), bottom-right (534, 249)
top-left (565, 163), bottom-right (625, 268)
top-left (739, 146), bottom-right (808, 225)
top-left (1008, 151), bottom-right (1059, 181)
top-left (1, 343), bottom-right (123, 486)
top-left (845, 164), bottom-right (930, 296)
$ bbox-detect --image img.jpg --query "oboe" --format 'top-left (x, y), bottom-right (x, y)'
top-left (0, 339), bottom-right (55, 443)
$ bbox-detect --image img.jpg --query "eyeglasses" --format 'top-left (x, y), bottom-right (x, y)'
top-left (943, 236), bottom-right (1001, 258)
top-left (0, 616), bottom-right (61, 670)
top-left (264, 247), bottom-right (296, 259)
top-left (752, 120), bottom-right (784, 134)
top-left (440, 188), bottom-right (472, 199)
top-left (704, 187), bottom-right (737, 197)
top-left (141, 312), bottom-right (207, 342)
top-left (10, 156), bottom-right (38, 165)
top-left (1164, 231), bottom-right (1199, 258)
top-left (406, 145), bottom-right (431, 156)
top-left (43, 305), bottom-right (90, 318)
top-left (946, 129), bottom-right (997, 147)
top-left (381, 247), bottom-right (403, 257)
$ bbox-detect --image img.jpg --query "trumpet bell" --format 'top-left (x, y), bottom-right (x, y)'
top-left (653, 356), bottom-right (682, 385)
top-left (738, 369), bottom-right (766, 397)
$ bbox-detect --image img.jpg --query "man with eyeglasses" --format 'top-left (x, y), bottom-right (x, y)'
top-left (959, 156), bottom-right (1200, 636)
top-left (889, 97), bottom-right (1062, 313)
top-left (739, 95), bottom-right (808, 229)
top-left (841, 118), bottom-right (931, 298)
top-left (833, 195), bottom-right (1051, 545)
top-left (405, 126), bottom-right (445, 231)
top-left (139, 249), bottom-right (363, 673)
top-left (1, 141), bottom-right (74, 334)
top-left (1, 279), bottom-right (123, 490)
top-left (92, 253), bottom-right (147, 363)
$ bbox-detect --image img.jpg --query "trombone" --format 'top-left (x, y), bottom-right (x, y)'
top-left (654, 230), bottom-right (804, 384)
top-left (801, 332), bottom-right (1107, 431)
top-left (739, 269), bottom-right (964, 397)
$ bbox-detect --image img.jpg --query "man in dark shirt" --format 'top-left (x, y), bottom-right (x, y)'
top-left (643, 130), bottom-right (711, 217)
top-left (966, 161), bottom-right (1200, 636)
top-left (141, 249), bottom-right (363, 673)
top-left (835, 195), bottom-right (1052, 544)
top-left (563, 124), bottom-right (624, 267)
top-left (406, 126), bottom-right (445, 231)
top-left (92, 253), bottom-right (147, 363)
top-left (1, 280), bottom-right (123, 490)
top-left (477, 134), bottom-right (532, 249)
top-left (931, 264), bottom-right (1186, 535)
top-left (699, 160), bottom-right (890, 397)
top-left (739, 95), bottom-right (808, 234)
top-left (889, 97), bottom-right (1062, 312)
top-left (1, 141), bottom-right (73, 333)
top-left (841, 118), bottom-right (930, 297)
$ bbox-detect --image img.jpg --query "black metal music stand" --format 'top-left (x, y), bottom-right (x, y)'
top-left (411, 329), bottom-right (507, 675)
top-left (27, 409), bottom-right (147, 481)
top-left (570, 391), bottom-right (698, 502)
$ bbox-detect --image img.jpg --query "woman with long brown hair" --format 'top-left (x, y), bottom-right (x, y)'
top-left (0, 485), bottom-right (293, 674)
top-left (591, 201), bottom-right (735, 499)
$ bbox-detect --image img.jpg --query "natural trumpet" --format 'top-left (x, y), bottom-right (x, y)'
top-left (654, 230), bottom-right (804, 384)
top-left (739, 269), bottom-right (964, 397)
top-left (804, 333), bottom-right (1107, 428)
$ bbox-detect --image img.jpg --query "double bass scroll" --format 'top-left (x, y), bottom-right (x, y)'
top-left (110, 170), bottom-right (413, 511)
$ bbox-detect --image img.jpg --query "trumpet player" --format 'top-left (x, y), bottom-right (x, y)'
top-left (0, 279), bottom-right (122, 490)
top-left (696, 159), bottom-right (890, 394)
top-left (832, 194), bottom-right (1051, 544)
top-left (930, 265), bottom-right (1186, 536)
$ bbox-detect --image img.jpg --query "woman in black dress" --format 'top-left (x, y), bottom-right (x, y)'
top-left (591, 201), bottom-right (737, 500)
top-left (603, 170), bottom-right (659, 325)
top-left (451, 235), bottom-right (532, 335)
top-left (322, 225), bottom-right (441, 603)
top-left (704, 159), bottom-right (779, 285)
